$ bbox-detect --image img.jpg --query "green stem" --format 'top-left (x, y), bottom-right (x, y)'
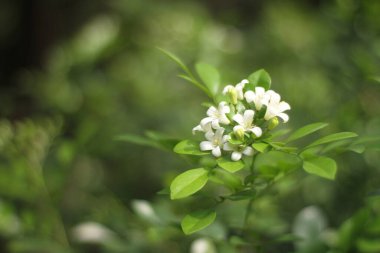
top-left (243, 198), bottom-right (254, 230)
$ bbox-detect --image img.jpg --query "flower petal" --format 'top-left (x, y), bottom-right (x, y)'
top-left (277, 113), bottom-right (289, 123)
top-left (207, 106), bottom-right (218, 117)
top-left (244, 91), bottom-right (255, 103)
top-left (192, 125), bottom-right (202, 134)
top-left (279, 101), bottom-right (291, 112)
top-left (242, 146), bottom-right (254, 156)
top-left (243, 110), bottom-right (255, 125)
top-left (223, 142), bottom-right (235, 151)
top-left (212, 146), bottom-right (222, 157)
top-left (250, 126), bottom-right (262, 137)
top-left (231, 151), bottom-right (242, 161)
top-left (200, 141), bottom-right (214, 151)
top-left (223, 85), bottom-right (234, 94)
top-left (232, 114), bottom-right (244, 125)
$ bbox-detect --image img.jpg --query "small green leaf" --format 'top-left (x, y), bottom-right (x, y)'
top-left (195, 63), bottom-right (220, 96)
top-left (305, 132), bottom-right (358, 150)
top-left (225, 189), bottom-right (256, 201)
top-left (170, 168), bottom-right (209, 199)
top-left (173, 140), bottom-right (208, 155)
top-left (252, 142), bottom-right (269, 153)
top-left (286, 122), bottom-right (329, 143)
top-left (181, 209), bottom-right (216, 235)
top-left (303, 156), bottom-right (337, 180)
top-left (114, 134), bottom-right (160, 149)
top-left (217, 158), bottom-right (245, 173)
top-left (247, 69), bottom-right (271, 90)
top-left (157, 47), bottom-right (190, 75)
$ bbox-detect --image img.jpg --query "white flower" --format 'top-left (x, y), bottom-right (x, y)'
top-left (264, 90), bottom-right (291, 122)
top-left (232, 110), bottom-right (262, 137)
top-left (222, 79), bottom-right (248, 102)
top-left (244, 86), bottom-right (270, 110)
top-left (223, 142), bottom-right (254, 161)
top-left (192, 118), bottom-right (212, 134)
top-left (200, 128), bottom-right (229, 157)
top-left (201, 102), bottom-right (231, 129)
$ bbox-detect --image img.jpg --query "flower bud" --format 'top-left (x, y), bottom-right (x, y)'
top-left (227, 87), bottom-right (238, 104)
top-left (268, 117), bottom-right (279, 130)
top-left (234, 127), bottom-right (245, 140)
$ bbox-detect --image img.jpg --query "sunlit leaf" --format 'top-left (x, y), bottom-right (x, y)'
top-left (181, 209), bottom-right (216, 235)
top-left (252, 142), bottom-right (269, 153)
top-left (304, 132), bottom-right (358, 150)
top-left (170, 168), bottom-right (209, 199)
top-left (303, 156), bottom-right (337, 180)
top-left (173, 140), bottom-right (208, 155)
top-left (217, 157), bottom-right (245, 173)
top-left (195, 62), bottom-right (220, 96)
top-left (247, 69), bottom-right (271, 90)
top-left (286, 122), bottom-right (328, 143)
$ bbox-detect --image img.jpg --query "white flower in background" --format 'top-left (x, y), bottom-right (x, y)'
top-left (223, 142), bottom-right (254, 161)
top-left (190, 238), bottom-right (217, 253)
top-left (200, 128), bottom-right (229, 157)
top-left (72, 221), bottom-right (114, 244)
top-left (264, 90), bottom-right (291, 122)
top-left (202, 102), bottom-right (231, 129)
top-left (244, 86), bottom-right (270, 110)
top-left (232, 110), bottom-right (262, 138)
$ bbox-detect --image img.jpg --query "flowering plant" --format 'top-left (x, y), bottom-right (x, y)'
top-left (120, 49), bottom-right (361, 238)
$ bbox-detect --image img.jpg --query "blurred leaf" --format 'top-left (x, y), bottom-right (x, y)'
top-left (157, 47), bottom-right (191, 76)
top-left (181, 209), bottom-right (216, 235)
top-left (286, 122), bottom-right (329, 143)
top-left (357, 238), bottom-right (380, 253)
top-left (304, 132), bottom-right (358, 150)
top-left (209, 168), bottom-right (242, 191)
top-left (195, 62), bottom-right (220, 96)
top-left (303, 156), bottom-right (337, 180)
top-left (247, 69), bottom-right (271, 90)
top-left (217, 157), bottom-right (245, 173)
top-left (114, 134), bottom-right (160, 149)
top-left (254, 151), bottom-right (302, 178)
top-left (170, 168), bottom-right (209, 199)
top-left (225, 189), bottom-right (256, 201)
top-left (173, 140), bottom-right (208, 155)
top-left (158, 48), bottom-right (210, 96)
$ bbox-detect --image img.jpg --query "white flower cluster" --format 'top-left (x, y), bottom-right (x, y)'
top-left (193, 79), bottom-right (290, 161)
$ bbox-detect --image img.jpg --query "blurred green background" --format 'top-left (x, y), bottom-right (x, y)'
top-left (0, 0), bottom-right (380, 252)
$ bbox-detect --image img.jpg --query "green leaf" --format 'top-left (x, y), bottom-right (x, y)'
top-left (114, 134), bottom-right (160, 149)
top-left (303, 156), bottom-right (337, 180)
top-left (209, 168), bottom-right (242, 191)
top-left (157, 47), bottom-right (191, 75)
top-left (217, 157), bottom-right (245, 173)
top-left (305, 132), bottom-right (358, 150)
top-left (170, 168), bottom-right (209, 199)
top-left (254, 151), bottom-right (302, 178)
top-left (252, 142), bottom-right (269, 153)
top-left (195, 63), bottom-right (220, 96)
top-left (247, 69), bottom-right (271, 90)
top-left (286, 122), bottom-right (329, 143)
top-left (173, 140), bottom-right (208, 155)
top-left (181, 209), bottom-right (216, 235)
top-left (225, 189), bottom-right (256, 201)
